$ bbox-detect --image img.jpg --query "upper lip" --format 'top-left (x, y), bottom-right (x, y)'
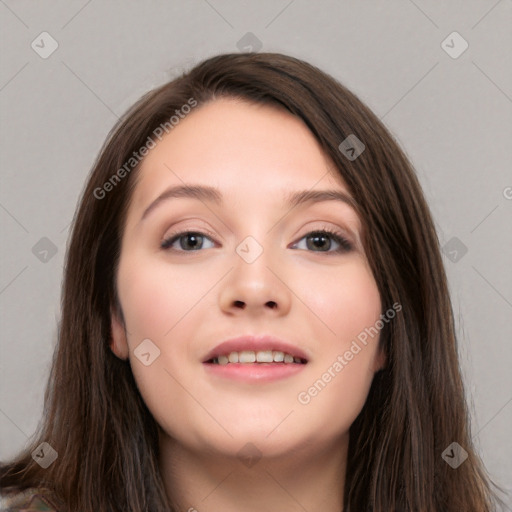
top-left (203, 335), bottom-right (310, 363)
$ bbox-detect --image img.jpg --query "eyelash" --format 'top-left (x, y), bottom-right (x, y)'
top-left (160, 227), bottom-right (353, 254)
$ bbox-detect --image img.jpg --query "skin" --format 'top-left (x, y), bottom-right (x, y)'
top-left (110, 98), bottom-right (385, 511)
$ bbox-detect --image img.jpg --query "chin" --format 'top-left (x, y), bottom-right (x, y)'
top-left (208, 432), bottom-right (306, 461)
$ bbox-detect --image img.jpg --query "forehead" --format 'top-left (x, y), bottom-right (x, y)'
top-left (128, 98), bottom-right (358, 224)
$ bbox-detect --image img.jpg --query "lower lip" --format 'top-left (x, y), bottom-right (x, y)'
top-left (202, 362), bottom-right (307, 383)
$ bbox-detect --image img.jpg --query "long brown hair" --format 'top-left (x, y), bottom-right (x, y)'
top-left (0, 52), bottom-right (503, 511)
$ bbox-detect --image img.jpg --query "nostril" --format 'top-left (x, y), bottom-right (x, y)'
top-left (266, 301), bottom-right (277, 309)
top-left (234, 300), bottom-right (245, 308)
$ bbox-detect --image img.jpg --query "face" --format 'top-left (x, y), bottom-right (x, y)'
top-left (110, 98), bottom-right (385, 460)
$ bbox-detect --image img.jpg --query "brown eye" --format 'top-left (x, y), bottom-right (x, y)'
top-left (293, 230), bottom-right (352, 253)
top-left (161, 231), bottom-right (216, 252)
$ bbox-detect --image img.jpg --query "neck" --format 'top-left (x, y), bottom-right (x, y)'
top-left (158, 433), bottom-right (347, 512)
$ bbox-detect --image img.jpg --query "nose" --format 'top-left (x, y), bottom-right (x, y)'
top-left (218, 244), bottom-right (292, 318)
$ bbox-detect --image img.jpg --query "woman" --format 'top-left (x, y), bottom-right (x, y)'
top-left (0, 52), bottom-right (503, 511)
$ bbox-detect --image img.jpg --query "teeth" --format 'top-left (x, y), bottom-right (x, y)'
top-left (211, 350), bottom-right (305, 364)
top-left (239, 351), bottom-right (256, 363)
top-left (273, 351), bottom-right (284, 362)
top-left (256, 350), bottom-right (273, 363)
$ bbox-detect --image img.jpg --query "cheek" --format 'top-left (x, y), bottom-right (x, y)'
top-left (296, 353), bottom-right (377, 443)
top-left (117, 254), bottom-right (205, 341)
top-left (295, 259), bottom-right (381, 342)
top-left (116, 255), bottom-right (213, 425)
top-left (293, 261), bottom-right (382, 431)
top-left (116, 257), bottom-right (203, 439)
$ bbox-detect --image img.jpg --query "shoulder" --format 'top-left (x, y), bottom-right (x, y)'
top-left (0, 488), bottom-right (60, 511)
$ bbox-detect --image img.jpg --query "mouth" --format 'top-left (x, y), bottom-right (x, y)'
top-left (207, 350), bottom-right (307, 365)
top-left (202, 335), bottom-right (309, 382)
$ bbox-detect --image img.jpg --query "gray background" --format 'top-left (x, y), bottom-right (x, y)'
top-left (1, 0), bottom-right (511, 502)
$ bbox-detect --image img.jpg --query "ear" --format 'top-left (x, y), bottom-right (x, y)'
top-left (110, 306), bottom-right (129, 360)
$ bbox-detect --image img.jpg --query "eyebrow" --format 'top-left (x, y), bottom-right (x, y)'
top-left (140, 184), bottom-right (358, 222)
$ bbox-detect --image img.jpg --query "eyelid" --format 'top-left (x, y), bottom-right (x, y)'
top-left (294, 221), bottom-right (354, 243)
top-left (161, 220), bottom-right (219, 241)
top-left (161, 226), bottom-right (219, 250)
top-left (161, 224), bottom-right (354, 254)
top-left (291, 225), bottom-right (353, 252)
